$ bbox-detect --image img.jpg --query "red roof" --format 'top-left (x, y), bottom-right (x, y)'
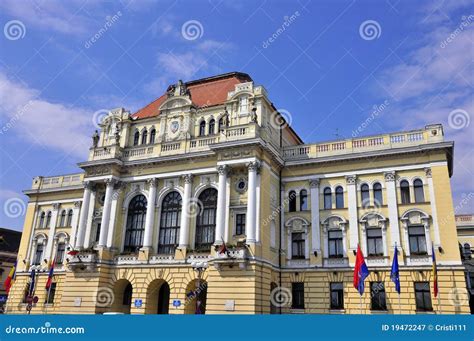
top-left (132, 72), bottom-right (252, 119)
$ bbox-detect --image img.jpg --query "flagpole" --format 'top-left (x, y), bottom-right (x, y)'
top-left (398, 293), bottom-right (401, 314)
top-left (359, 294), bottom-right (362, 314)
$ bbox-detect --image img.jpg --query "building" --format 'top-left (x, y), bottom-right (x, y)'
top-left (456, 214), bottom-right (474, 313)
top-left (6, 72), bottom-right (469, 314)
top-left (0, 228), bottom-right (22, 311)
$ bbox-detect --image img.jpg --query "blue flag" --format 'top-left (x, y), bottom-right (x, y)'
top-left (28, 269), bottom-right (36, 296)
top-left (390, 246), bottom-right (401, 294)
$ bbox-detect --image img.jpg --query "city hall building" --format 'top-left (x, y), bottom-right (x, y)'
top-left (6, 72), bottom-right (469, 314)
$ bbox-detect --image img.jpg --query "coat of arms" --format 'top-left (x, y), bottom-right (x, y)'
top-left (170, 121), bottom-right (180, 133)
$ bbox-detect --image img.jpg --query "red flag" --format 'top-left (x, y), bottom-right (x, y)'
top-left (218, 240), bottom-right (227, 255)
top-left (45, 260), bottom-right (55, 290)
top-left (353, 245), bottom-right (370, 295)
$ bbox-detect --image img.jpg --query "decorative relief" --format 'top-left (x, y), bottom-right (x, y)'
top-left (182, 174), bottom-right (193, 184)
top-left (309, 178), bottom-right (320, 188)
top-left (235, 177), bottom-right (248, 194)
top-left (217, 165), bottom-right (229, 175)
top-left (247, 161), bottom-right (260, 172)
top-left (345, 175), bottom-right (356, 185)
top-left (424, 168), bottom-right (432, 178)
top-left (384, 171), bottom-right (396, 182)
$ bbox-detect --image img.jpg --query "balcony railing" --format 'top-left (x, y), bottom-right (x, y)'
top-left (283, 125), bottom-right (444, 161)
top-left (32, 173), bottom-right (84, 190)
top-left (87, 123), bottom-right (260, 162)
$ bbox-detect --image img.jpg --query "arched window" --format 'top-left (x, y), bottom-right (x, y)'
top-left (300, 190), bottom-right (308, 211)
top-left (335, 186), bottom-right (344, 209)
top-left (208, 119), bottom-right (215, 135)
top-left (150, 129), bottom-right (156, 144)
top-left (195, 188), bottom-right (218, 250)
top-left (414, 179), bottom-right (425, 203)
top-left (39, 212), bottom-right (45, 228)
top-left (66, 209), bottom-right (73, 227)
top-left (124, 195), bottom-right (147, 252)
top-left (373, 183), bottom-right (383, 206)
top-left (199, 121), bottom-right (206, 136)
top-left (133, 131), bottom-right (140, 146)
top-left (141, 129), bottom-right (148, 145)
top-left (218, 117), bottom-right (225, 132)
top-left (288, 191), bottom-right (297, 212)
top-left (400, 180), bottom-right (410, 204)
top-left (361, 184), bottom-right (370, 207)
top-left (158, 192), bottom-right (182, 254)
top-left (324, 188), bottom-right (332, 209)
top-left (55, 242), bottom-right (66, 264)
top-left (45, 211), bottom-right (52, 228)
top-left (59, 210), bottom-right (66, 227)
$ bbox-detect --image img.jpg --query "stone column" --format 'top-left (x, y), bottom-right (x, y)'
top-left (346, 175), bottom-right (359, 251)
top-left (70, 201), bottom-right (81, 248)
top-left (107, 182), bottom-right (122, 248)
top-left (76, 182), bottom-right (93, 248)
top-left (425, 168), bottom-right (441, 246)
top-left (98, 179), bottom-right (116, 248)
top-left (83, 189), bottom-right (96, 248)
top-left (246, 161), bottom-right (259, 244)
top-left (178, 175), bottom-right (193, 248)
top-left (142, 178), bottom-right (158, 249)
top-left (309, 179), bottom-right (321, 254)
top-left (215, 165), bottom-right (229, 244)
top-left (384, 171), bottom-right (401, 248)
top-left (45, 203), bottom-right (60, 261)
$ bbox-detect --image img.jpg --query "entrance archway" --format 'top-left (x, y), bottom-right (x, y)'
top-left (145, 279), bottom-right (170, 314)
top-left (184, 279), bottom-right (207, 314)
top-left (110, 279), bottom-right (133, 314)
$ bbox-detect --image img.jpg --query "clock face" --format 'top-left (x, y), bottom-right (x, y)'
top-left (170, 121), bottom-right (180, 133)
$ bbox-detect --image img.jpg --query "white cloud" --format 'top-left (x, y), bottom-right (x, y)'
top-left (0, 0), bottom-right (94, 36)
top-left (0, 71), bottom-right (92, 158)
top-left (374, 2), bottom-right (474, 213)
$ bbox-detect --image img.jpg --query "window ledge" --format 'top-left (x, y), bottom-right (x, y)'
top-left (290, 308), bottom-right (305, 314)
top-left (415, 310), bottom-right (435, 314)
top-left (370, 309), bottom-right (389, 314)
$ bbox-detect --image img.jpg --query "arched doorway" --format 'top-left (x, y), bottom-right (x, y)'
top-left (145, 280), bottom-right (170, 314)
top-left (110, 279), bottom-right (133, 314)
top-left (184, 279), bottom-right (207, 314)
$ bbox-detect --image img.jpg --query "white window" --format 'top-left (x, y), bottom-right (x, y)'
top-left (239, 96), bottom-right (248, 114)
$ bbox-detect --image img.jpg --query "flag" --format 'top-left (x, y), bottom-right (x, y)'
top-left (390, 245), bottom-right (401, 295)
top-left (45, 260), bottom-right (55, 290)
top-left (28, 269), bottom-right (36, 296)
top-left (432, 244), bottom-right (438, 298)
top-left (218, 238), bottom-right (227, 255)
top-left (3, 261), bottom-right (17, 294)
top-left (353, 244), bottom-right (370, 295)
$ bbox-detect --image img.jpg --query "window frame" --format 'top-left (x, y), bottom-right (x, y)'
top-left (208, 119), bottom-right (215, 135)
top-left (373, 182), bottom-right (383, 206)
top-left (124, 195), bottom-right (147, 253)
top-left (199, 121), bottom-right (206, 136)
top-left (400, 180), bottom-right (411, 204)
top-left (141, 129), bottom-right (148, 145)
top-left (413, 179), bottom-right (425, 203)
top-left (158, 192), bottom-right (182, 254)
top-left (45, 283), bottom-right (57, 304)
top-left (408, 225), bottom-right (427, 255)
top-left (235, 213), bottom-right (246, 236)
top-left (366, 228), bottom-right (383, 257)
top-left (34, 243), bottom-right (44, 265)
top-left (299, 189), bottom-right (308, 211)
top-left (288, 191), bottom-right (296, 212)
top-left (291, 282), bottom-right (305, 309)
top-left (330, 282), bottom-right (344, 310)
top-left (133, 131), bottom-right (140, 146)
top-left (195, 188), bottom-right (218, 251)
top-left (360, 184), bottom-right (370, 207)
top-left (328, 230), bottom-right (344, 258)
top-left (323, 187), bottom-right (332, 210)
top-left (55, 242), bottom-right (66, 265)
top-left (291, 232), bottom-right (305, 259)
top-left (414, 282), bottom-right (433, 311)
top-left (335, 186), bottom-right (344, 209)
top-left (370, 282), bottom-right (387, 311)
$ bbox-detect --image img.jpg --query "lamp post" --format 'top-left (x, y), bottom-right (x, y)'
top-left (191, 261), bottom-right (208, 314)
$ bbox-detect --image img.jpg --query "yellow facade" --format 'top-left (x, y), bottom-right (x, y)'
top-left (6, 72), bottom-right (469, 314)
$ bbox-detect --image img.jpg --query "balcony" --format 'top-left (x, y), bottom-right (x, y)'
top-left (213, 247), bottom-right (249, 270)
top-left (66, 251), bottom-right (98, 272)
top-left (282, 124), bottom-right (445, 162)
top-left (87, 123), bottom-right (260, 163)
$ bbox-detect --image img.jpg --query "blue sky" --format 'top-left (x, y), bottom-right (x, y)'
top-left (0, 0), bottom-right (472, 231)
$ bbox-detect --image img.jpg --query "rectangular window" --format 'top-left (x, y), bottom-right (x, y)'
top-left (235, 213), bottom-right (246, 235)
top-left (408, 226), bottom-right (427, 255)
top-left (34, 244), bottom-right (44, 265)
top-left (291, 282), bottom-right (305, 309)
top-left (55, 243), bottom-right (66, 264)
top-left (328, 230), bottom-right (343, 258)
top-left (239, 96), bottom-right (248, 113)
top-left (414, 282), bottom-right (432, 311)
top-left (367, 228), bottom-right (383, 256)
top-left (45, 283), bottom-right (56, 304)
top-left (330, 282), bottom-right (344, 310)
top-left (291, 233), bottom-right (305, 259)
top-left (370, 282), bottom-right (387, 310)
